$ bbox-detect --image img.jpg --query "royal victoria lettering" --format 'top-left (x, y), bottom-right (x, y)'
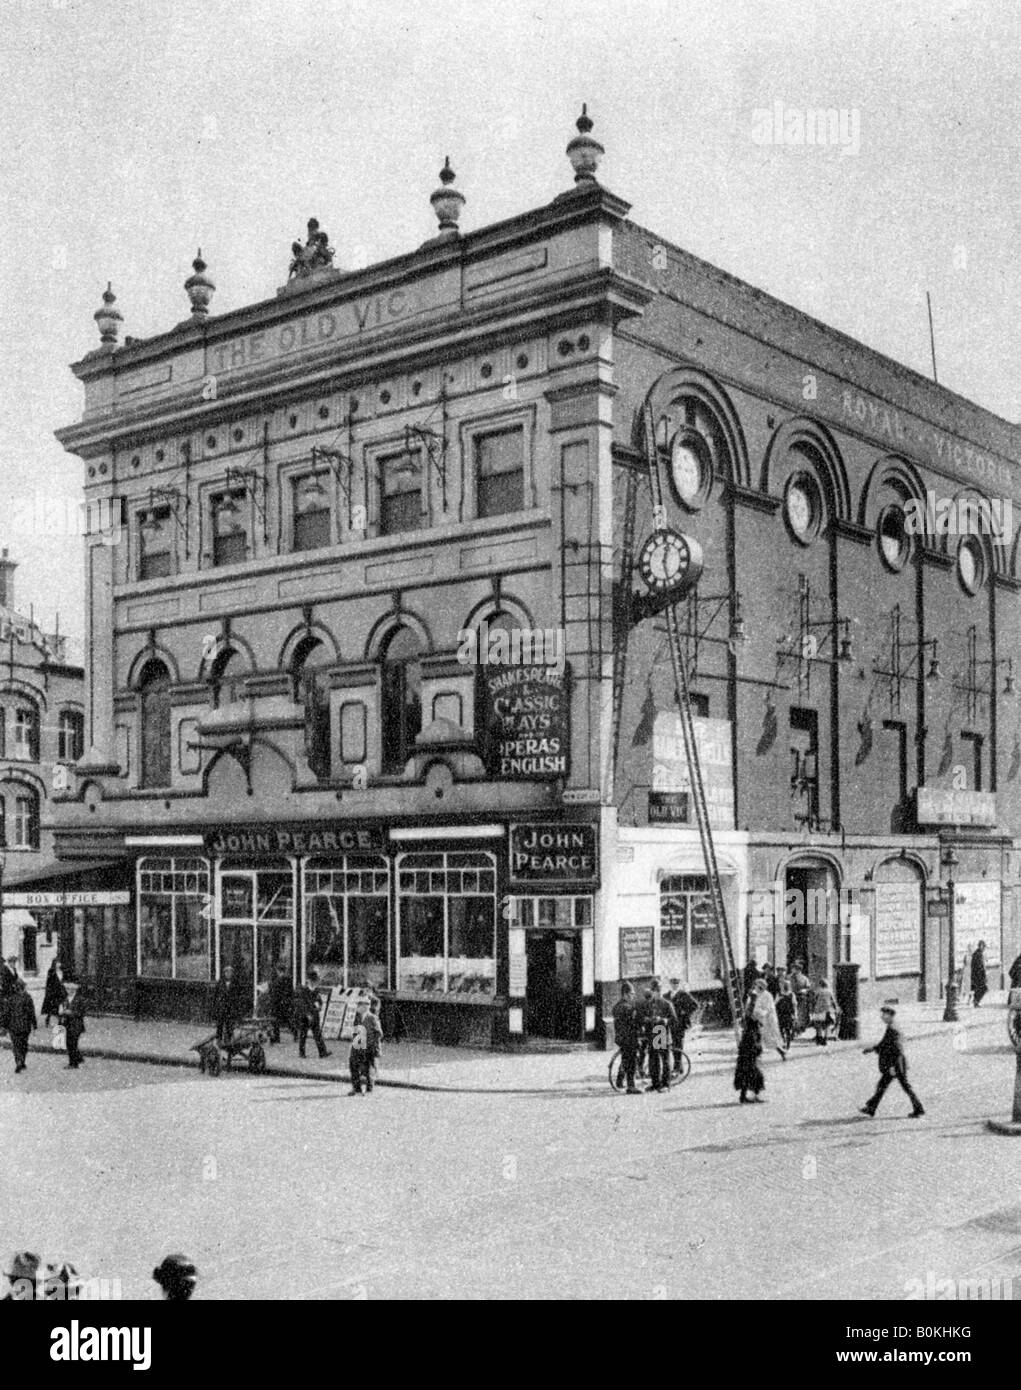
top-left (207, 290), bottom-right (418, 374)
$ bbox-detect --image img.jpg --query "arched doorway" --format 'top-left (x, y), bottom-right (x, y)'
top-left (783, 858), bottom-right (840, 984)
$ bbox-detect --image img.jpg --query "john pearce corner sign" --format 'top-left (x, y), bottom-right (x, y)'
top-left (509, 823), bottom-right (599, 885)
top-left (206, 822), bottom-right (385, 856)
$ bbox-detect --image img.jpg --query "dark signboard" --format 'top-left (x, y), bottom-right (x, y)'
top-left (206, 823), bottom-right (385, 857)
top-left (477, 665), bottom-right (570, 781)
top-left (508, 823), bottom-right (599, 886)
top-left (648, 790), bottom-right (690, 824)
top-left (620, 926), bottom-right (655, 979)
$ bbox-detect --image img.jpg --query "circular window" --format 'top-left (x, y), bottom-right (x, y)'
top-left (958, 536), bottom-right (985, 594)
top-left (669, 429), bottom-right (711, 510)
top-left (878, 504), bottom-right (911, 572)
top-left (785, 473), bottom-right (822, 544)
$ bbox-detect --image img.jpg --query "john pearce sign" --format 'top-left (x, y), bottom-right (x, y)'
top-left (508, 823), bottom-right (598, 886)
top-left (206, 823), bottom-right (385, 856)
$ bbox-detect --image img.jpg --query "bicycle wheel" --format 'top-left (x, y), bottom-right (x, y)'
top-left (670, 1051), bottom-right (691, 1084)
top-left (608, 1049), bottom-right (626, 1091)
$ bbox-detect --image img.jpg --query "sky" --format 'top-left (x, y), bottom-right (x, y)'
top-left (2, 0), bottom-right (1019, 658)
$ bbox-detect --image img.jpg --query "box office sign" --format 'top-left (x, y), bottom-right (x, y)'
top-left (508, 823), bottom-right (598, 886)
top-left (206, 823), bottom-right (386, 856)
top-left (477, 665), bottom-right (570, 781)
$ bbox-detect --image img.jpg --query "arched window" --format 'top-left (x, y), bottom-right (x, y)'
top-left (4, 785), bottom-right (39, 849)
top-left (12, 704), bottom-right (39, 761)
top-left (289, 633), bottom-right (332, 700)
top-left (380, 626), bottom-right (423, 773)
top-left (58, 709), bottom-right (85, 762)
top-left (139, 659), bottom-right (172, 789)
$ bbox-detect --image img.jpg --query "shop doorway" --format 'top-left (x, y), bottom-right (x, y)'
top-left (217, 861), bottom-right (296, 1013)
top-left (785, 864), bottom-right (837, 985)
top-left (524, 932), bottom-right (582, 1040)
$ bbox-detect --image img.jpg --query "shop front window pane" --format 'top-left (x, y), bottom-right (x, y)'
top-left (175, 899), bottom-right (211, 981)
top-left (257, 926), bottom-right (293, 992)
top-left (221, 875), bottom-right (254, 920)
top-left (399, 897), bottom-right (445, 991)
top-left (256, 871), bottom-right (293, 923)
top-left (306, 896), bottom-right (345, 988)
top-left (574, 897), bottom-right (592, 927)
top-left (348, 897), bottom-right (388, 991)
top-left (140, 898), bottom-right (172, 977)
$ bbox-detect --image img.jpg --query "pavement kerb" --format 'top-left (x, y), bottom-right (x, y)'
top-left (0, 1003), bottom-right (1008, 1094)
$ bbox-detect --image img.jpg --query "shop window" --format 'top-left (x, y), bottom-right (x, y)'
top-left (397, 850), bottom-right (496, 996)
top-left (509, 896), bottom-right (593, 929)
top-left (12, 706), bottom-right (39, 761)
top-left (659, 875), bottom-right (718, 986)
top-left (138, 506), bottom-right (172, 580)
top-left (292, 474), bottom-right (331, 552)
top-left (378, 449), bottom-right (422, 536)
top-left (138, 659), bottom-right (172, 789)
top-left (380, 625), bottom-right (423, 773)
top-left (475, 426), bottom-right (524, 518)
top-left (9, 790), bottom-right (39, 849)
top-left (339, 702), bottom-right (366, 764)
top-left (58, 709), bottom-right (84, 763)
top-left (137, 857), bottom-right (212, 981)
top-left (304, 857), bottom-right (390, 990)
top-left (211, 490), bottom-right (247, 567)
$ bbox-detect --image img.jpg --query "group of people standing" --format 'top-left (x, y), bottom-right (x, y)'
top-left (1, 958), bottom-right (85, 1074)
top-left (611, 977), bottom-right (699, 1093)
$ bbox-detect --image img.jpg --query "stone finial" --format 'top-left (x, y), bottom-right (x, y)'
top-left (93, 282), bottom-right (122, 346)
top-left (184, 248), bottom-right (215, 318)
top-left (566, 103), bottom-right (604, 185)
top-left (430, 157), bottom-right (465, 236)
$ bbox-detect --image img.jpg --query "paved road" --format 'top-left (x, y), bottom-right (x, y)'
top-left (1, 1017), bottom-right (1019, 1300)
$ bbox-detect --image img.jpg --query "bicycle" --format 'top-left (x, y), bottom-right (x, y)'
top-left (609, 1045), bottom-right (690, 1091)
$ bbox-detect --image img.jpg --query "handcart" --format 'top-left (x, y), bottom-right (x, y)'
top-left (192, 1018), bottom-right (269, 1076)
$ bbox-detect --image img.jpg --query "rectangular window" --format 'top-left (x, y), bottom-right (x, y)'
top-left (397, 851), bottom-right (496, 996)
top-left (475, 427), bottom-right (524, 518)
top-left (379, 450), bottom-right (422, 536)
top-left (292, 476), bottom-right (331, 552)
top-left (58, 711), bottom-right (85, 763)
top-left (789, 707), bottom-right (819, 825)
top-left (660, 875), bottom-right (717, 987)
top-left (13, 709), bottom-right (38, 761)
top-left (137, 857), bottom-right (211, 980)
top-left (211, 491), bottom-right (247, 567)
top-left (961, 731), bottom-right (983, 791)
top-left (138, 506), bottom-right (172, 580)
top-left (883, 719), bottom-right (909, 801)
top-left (12, 795), bottom-right (37, 848)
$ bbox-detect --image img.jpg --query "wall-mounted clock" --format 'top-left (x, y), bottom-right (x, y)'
top-left (638, 528), bottom-right (699, 594)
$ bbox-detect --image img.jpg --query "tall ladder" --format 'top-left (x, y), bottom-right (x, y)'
top-left (642, 402), bottom-right (744, 1038)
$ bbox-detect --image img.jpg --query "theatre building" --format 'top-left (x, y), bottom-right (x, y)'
top-left (49, 111), bottom-right (1021, 1042)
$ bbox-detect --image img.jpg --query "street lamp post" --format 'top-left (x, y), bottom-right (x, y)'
top-left (941, 845), bottom-right (959, 1023)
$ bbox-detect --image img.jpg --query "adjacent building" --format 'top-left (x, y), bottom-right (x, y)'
top-left (42, 110), bottom-right (1021, 1040)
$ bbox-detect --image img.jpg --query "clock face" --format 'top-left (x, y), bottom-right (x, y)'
top-left (670, 433), bottom-right (706, 507)
top-left (785, 477), bottom-right (819, 541)
top-left (639, 529), bottom-right (690, 593)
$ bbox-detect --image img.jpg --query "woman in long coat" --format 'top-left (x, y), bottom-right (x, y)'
top-left (752, 978), bottom-right (786, 1060)
top-left (734, 1013), bottom-right (765, 1103)
top-left (41, 960), bottom-right (68, 1028)
top-left (970, 941), bottom-right (988, 1008)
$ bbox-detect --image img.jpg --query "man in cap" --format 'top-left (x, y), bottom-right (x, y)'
top-left (860, 1004), bottom-right (925, 1118)
top-left (6, 979), bottom-right (36, 1074)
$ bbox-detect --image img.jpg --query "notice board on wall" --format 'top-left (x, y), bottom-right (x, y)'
top-left (620, 926), bottom-right (655, 979)
top-left (874, 882), bottom-right (922, 978)
top-left (954, 881), bottom-right (1002, 967)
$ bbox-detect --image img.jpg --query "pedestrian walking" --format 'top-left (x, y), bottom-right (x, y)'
top-left (734, 1011), bottom-right (765, 1103)
top-left (267, 964), bottom-right (295, 1044)
top-left (7, 979), bottom-right (36, 1074)
top-left (348, 1007), bottom-right (370, 1094)
top-left (612, 982), bottom-right (641, 1093)
top-left (742, 957), bottom-right (762, 997)
top-left (860, 1004), bottom-right (924, 1118)
top-left (762, 962), bottom-right (780, 998)
top-left (0, 954), bottom-right (21, 1034)
top-left (211, 965), bottom-right (241, 1046)
top-left (776, 978), bottom-right (797, 1050)
top-left (970, 940), bottom-right (988, 1008)
top-left (638, 980), bottom-right (677, 1091)
top-left (152, 1253), bottom-right (198, 1301)
top-left (788, 959), bottom-right (811, 1035)
top-left (810, 977), bottom-right (837, 1046)
top-left (666, 977), bottom-right (698, 1072)
top-left (61, 986), bottom-right (86, 1069)
top-left (752, 978), bottom-right (786, 1060)
top-left (294, 971), bottom-right (332, 1059)
top-left (41, 959), bottom-right (68, 1027)
top-left (364, 997), bottom-right (383, 1089)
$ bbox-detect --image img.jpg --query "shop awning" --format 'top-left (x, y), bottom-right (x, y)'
top-left (2, 859), bottom-right (131, 892)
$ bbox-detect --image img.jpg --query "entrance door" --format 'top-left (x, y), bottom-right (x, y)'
top-left (218, 863), bottom-right (296, 1013)
top-left (785, 866), bottom-right (837, 984)
top-left (525, 932), bottom-right (582, 1040)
